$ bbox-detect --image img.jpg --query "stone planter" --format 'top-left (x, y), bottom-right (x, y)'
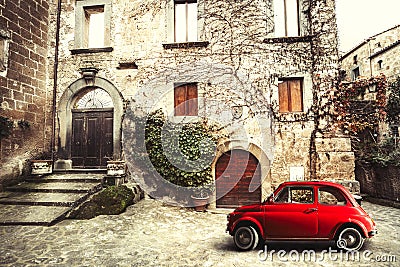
top-left (106, 160), bottom-right (126, 176)
top-left (191, 195), bottom-right (209, 212)
top-left (31, 160), bottom-right (53, 175)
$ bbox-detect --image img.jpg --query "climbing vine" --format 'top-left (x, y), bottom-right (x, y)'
top-left (386, 76), bottom-right (400, 125)
top-left (141, 109), bottom-right (218, 188)
top-left (332, 75), bottom-right (387, 134)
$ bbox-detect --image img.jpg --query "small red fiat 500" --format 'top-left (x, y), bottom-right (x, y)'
top-left (227, 181), bottom-right (377, 251)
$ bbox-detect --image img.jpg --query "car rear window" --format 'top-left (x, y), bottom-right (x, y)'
top-left (318, 186), bottom-right (347, 205)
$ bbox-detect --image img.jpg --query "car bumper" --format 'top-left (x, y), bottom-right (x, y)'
top-left (368, 229), bottom-right (378, 237)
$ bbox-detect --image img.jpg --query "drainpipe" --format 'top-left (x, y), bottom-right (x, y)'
top-left (50, 0), bottom-right (62, 164)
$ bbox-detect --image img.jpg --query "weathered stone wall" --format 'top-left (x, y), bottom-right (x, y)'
top-left (53, 0), bottom-right (354, 195)
top-left (341, 25), bottom-right (400, 82)
top-left (315, 134), bottom-right (355, 181)
top-left (356, 161), bottom-right (400, 202)
top-left (0, 0), bottom-right (53, 186)
top-left (370, 44), bottom-right (400, 82)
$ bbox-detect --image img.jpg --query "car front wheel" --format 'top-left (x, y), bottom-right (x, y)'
top-left (233, 226), bottom-right (259, 251)
top-left (337, 227), bottom-right (365, 251)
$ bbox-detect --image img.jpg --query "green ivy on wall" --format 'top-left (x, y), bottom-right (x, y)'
top-left (143, 109), bottom-right (217, 188)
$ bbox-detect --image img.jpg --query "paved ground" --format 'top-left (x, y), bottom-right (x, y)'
top-left (0, 199), bottom-right (398, 266)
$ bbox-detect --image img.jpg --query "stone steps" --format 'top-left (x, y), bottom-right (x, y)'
top-left (0, 173), bottom-right (104, 226)
top-left (0, 192), bottom-right (88, 207)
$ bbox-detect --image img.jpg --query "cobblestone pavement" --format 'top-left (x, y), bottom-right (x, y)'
top-left (0, 199), bottom-right (398, 267)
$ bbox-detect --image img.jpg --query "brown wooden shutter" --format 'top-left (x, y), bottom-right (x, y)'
top-left (187, 83), bottom-right (198, 116)
top-left (174, 85), bottom-right (186, 116)
top-left (289, 80), bottom-right (303, 112)
top-left (278, 81), bottom-right (289, 112)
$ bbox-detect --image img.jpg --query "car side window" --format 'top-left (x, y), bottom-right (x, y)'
top-left (275, 187), bottom-right (289, 202)
top-left (318, 187), bottom-right (347, 205)
top-left (275, 187), bottom-right (314, 204)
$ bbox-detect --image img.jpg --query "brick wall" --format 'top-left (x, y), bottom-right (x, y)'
top-left (0, 0), bottom-right (52, 186)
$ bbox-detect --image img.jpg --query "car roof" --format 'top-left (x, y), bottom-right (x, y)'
top-left (279, 180), bottom-right (346, 188)
top-left (277, 180), bottom-right (358, 206)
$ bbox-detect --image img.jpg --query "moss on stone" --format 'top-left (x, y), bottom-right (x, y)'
top-left (69, 185), bottom-right (135, 219)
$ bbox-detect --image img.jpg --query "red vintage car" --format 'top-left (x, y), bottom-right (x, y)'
top-left (227, 181), bottom-right (377, 251)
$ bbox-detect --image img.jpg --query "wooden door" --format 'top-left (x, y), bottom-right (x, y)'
top-left (71, 109), bottom-right (113, 168)
top-left (216, 150), bottom-right (261, 208)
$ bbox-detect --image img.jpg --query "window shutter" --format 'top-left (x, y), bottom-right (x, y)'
top-left (174, 85), bottom-right (186, 116)
top-left (289, 79), bottom-right (303, 112)
top-left (278, 81), bottom-right (289, 112)
top-left (187, 84), bottom-right (198, 116)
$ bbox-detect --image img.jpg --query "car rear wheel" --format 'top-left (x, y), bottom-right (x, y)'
top-left (337, 227), bottom-right (365, 251)
top-left (233, 226), bottom-right (259, 251)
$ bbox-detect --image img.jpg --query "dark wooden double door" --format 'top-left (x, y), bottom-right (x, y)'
top-left (216, 150), bottom-right (261, 208)
top-left (71, 109), bottom-right (113, 168)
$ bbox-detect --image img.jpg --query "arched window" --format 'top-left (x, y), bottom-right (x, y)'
top-left (73, 88), bottom-right (113, 109)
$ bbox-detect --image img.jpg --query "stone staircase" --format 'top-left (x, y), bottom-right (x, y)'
top-left (0, 173), bottom-right (104, 226)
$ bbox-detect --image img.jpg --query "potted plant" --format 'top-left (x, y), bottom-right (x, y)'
top-left (191, 185), bottom-right (214, 212)
top-left (30, 151), bottom-right (53, 175)
top-left (104, 157), bottom-right (127, 186)
top-left (106, 158), bottom-right (126, 176)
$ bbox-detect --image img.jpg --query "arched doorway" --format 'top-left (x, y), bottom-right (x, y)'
top-left (71, 88), bottom-right (113, 167)
top-left (57, 77), bottom-right (124, 169)
top-left (216, 149), bottom-right (261, 208)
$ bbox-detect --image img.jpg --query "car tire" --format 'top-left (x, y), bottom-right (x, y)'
top-left (233, 226), bottom-right (259, 251)
top-left (336, 227), bottom-right (365, 251)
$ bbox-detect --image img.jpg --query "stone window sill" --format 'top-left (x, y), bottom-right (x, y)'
top-left (264, 36), bottom-right (313, 44)
top-left (71, 47), bottom-right (114, 55)
top-left (162, 41), bottom-right (209, 49)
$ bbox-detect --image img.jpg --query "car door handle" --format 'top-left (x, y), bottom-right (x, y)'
top-left (304, 208), bottom-right (318, 214)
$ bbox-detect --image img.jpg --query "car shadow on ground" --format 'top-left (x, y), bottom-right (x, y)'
top-left (215, 238), bottom-right (373, 253)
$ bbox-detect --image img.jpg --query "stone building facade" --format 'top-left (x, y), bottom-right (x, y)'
top-left (1, 0), bottom-right (356, 207)
top-left (340, 24), bottom-right (400, 82)
top-left (0, 0), bottom-right (53, 186)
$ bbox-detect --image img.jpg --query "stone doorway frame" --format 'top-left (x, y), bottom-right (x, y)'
top-left (57, 77), bottom-right (124, 163)
top-left (209, 140), bottom-right (271, 208)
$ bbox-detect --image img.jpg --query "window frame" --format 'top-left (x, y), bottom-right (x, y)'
top-left (278, 78), bottom-right (304, 113)
top-left (351, 67), bottom-right (360, 81)
top-left (377, 60), bottom-right (383, 70)
top-left (275, 186), bottom-right (314, 204)
top-left (174, 0), bottom-right (198, 42)
top-left (274, 0), bottom-right (300, 37)
top-left (75, 0), bottom-right (111, 50)
top-left (174, 82), bottom-right (198, 116)
top-left (318, 186), bottom-right (347, 206)
top-left (84, 5), bottom-right (105, 48)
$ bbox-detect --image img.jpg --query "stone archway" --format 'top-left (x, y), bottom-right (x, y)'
top-left (216, 149), bottom-right (261, 208)
top-left (57, 77), bottom-right (124, 167)
top-left (211, 141), bottom-right (271, 208)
